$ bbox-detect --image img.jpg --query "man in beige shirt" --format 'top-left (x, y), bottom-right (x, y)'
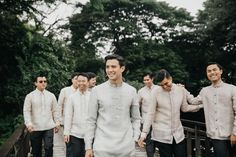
top-left (23, 74), bottom-right (60, 157)
top-left (138, 69), bottom-right (202, 157)
top-left (138, 72), bottom-right (158, 157)
top-left (197, 62), bottom-right (236, 157)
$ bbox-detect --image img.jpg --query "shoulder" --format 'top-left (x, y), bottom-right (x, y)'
top-left (123, 82), bottom-right (136, 92)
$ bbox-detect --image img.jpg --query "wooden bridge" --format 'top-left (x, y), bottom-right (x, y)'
top-left (0, 119), bottom-right (214, 157)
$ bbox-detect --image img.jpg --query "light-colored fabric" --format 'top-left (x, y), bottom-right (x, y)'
top-left (23, 89), bottom-right (59, 131)
top-left (84, 81), bottom-right (141, 156)
top-left (58, 86), bottom-right (78, 125)
top-left (199, 81), bottom-right (236, 140)
top-left (138, 84), bottom-right (159, 124)
top-left (64, 90), bottom-right (90, 139)
top-left (143, 84), bottom-right (202, 144)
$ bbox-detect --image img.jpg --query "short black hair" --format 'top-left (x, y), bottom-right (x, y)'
top-left (87, 72), bottom-right (96, 80)
top-left (104, 54), bottom-right (126, 67)
top-left (143, 72), bottom-right (154, 79)
top-left (33, 72), bottom-right (47, 82)
top-left (206, 62), bottom-right (223, 70)
top-left (71, 72), bottom-right (80, 80)
top-left (156, 69), bottom-right (171, 83)
top-left (77, 72), bottom-right (89, 80)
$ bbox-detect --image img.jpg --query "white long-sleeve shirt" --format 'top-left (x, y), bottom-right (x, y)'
top-left (199, 81), bottom-right (236, 140)
top-left (138, 84), bottom-right (159, 124)
top-left (142, 84), bottom-right (202, 144)
top-left (64, 90), bottom-right (90, 138)
top-left (58, 86), bottom-right (78, 125)
top-left (85, 81), bottom-right (141, 157)
top-left (23, 89), bottom-right (59, 131)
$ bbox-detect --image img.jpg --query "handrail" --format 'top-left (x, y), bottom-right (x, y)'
top-left (0, 124), bottom-right (30, 157)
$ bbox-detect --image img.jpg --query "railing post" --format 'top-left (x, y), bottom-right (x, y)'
top-left (186, 130), bottom-right (192, 157)
top-left (194, 125), bottom-right (201, 157)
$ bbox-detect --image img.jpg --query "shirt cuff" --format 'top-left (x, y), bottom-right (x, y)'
top-left (140, 132), bottom-right (147, 139)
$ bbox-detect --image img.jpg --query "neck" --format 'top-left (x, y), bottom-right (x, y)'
top-left (212, 79), bottom-right (222, 87)
top-left (110, 78), bottom-right (123, 86)
top-left (79, 89), bottom-right (87, 94)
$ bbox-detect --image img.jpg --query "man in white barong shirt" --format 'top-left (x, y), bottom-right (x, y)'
top-left (54, 72), bottom-right (80, 157)
top-left (64, 72), bottom-right (91, 157)
top-left (23, 74), bottom-right (60, 157)
top-left (85, 54), bottom-right (141, 157)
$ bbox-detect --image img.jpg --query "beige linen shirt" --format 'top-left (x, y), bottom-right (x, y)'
top-left (85, 81), bottom-right (141, 157)
top-left (142, 84), bottom-right (202, 144)
top-left (23, 89), bottom-right (59, 131)
top-left (64, 90), bottom-right (90, 138)
top-left (138, 84), bottom-right (159, 123)
top-left (58, 86), bottom-right (78, 125)
top-left (199, 81), bottom-right (236, 140)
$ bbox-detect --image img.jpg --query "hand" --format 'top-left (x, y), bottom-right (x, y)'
top-left (138, 137), bottom-right (145, 148)
top-left (64, 135), bottom-right (70, 143)
top-left (230, 134), bottom-right (236, 145)
top-left (27, 125), bottom-right (34, 133)
top-left (54, 125), bottom-right (60, 133)
top-left (85, 149), bottom-right (93, 157)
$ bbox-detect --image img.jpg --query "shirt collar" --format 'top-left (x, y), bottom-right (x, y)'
top-left (70, 85), bottom-right (78, 92)
top-left (108, 80), bottom-right (123, 87)
top-left (35, 88), bottom-right (45, 94)
top-left (211, 80), bottom-right (224, 88)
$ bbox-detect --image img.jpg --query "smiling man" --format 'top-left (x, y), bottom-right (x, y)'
top-left (197, 62), bottom-right (236, 157)
top-left (85, 54), bottom-right (141, 157)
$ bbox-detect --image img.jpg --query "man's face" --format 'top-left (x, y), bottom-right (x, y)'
top-left (159, 77), bottom-right (172, 91)
top-left (106, 59), bottom-right (125, 82)
top-left (89, 77), bottom-right (96, 88)
top-left (35, 77), bottom-right (47, 91)
top-left (206, 64), bottom-right (222, 83)
top-left (143, 75), bottom-right (153, 88)
top-left (71, 76), bottom-right (79, 89)
top-left (77, 75), bottom-right (88, 92)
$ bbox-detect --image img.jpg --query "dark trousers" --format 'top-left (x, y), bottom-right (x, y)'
top-left (145, 128), bottom-right (155, 157)
top-left (70, 136), bottom-right (85, 157)
top-left (211, 139), bottom-right (233, 157)
top-left (66, 140), bottom-right (73, 157)
top-left (154, 139), bottom-right (187, 157)
top-left (30, 129), bottom-right (53, 157)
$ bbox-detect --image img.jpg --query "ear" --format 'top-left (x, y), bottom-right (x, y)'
top-left (121, 66), bottom-right (125, 72)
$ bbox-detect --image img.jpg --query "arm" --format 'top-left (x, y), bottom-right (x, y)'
top-left (64, 96), bottom-right (73, 142)
top-left (231, 86), bottom-right (236, 144)
top-left (52, 94), bottom-right (60, 132)
top-left (57, 88), bottom-right (65, 124)
top-left (130, 90), bottom-right (141, 141)
top-left (85, 88), bottom-right (98, 150)
top-left (23, 94), bottom-right (33, 132)
top-left (181, 88), bottom-right (203, 112)
top-left (184, 88), bottom-right (202, 105)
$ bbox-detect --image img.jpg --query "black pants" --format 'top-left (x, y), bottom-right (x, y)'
top-left (70, 136), bottom-right (85, 157)
top-left (30, 129), bottom-right (53, 157)
top-left (154, 139), bottom-right (187, 157)
top-left (145, 128), bottom-right (155, 157)
top-left (211, 139), bottom-right (233, 157)
top-left (66, 140), bottom-right (73, 157)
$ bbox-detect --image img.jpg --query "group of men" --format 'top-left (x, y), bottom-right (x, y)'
top-left (23, 54), bottom-right (236, 157)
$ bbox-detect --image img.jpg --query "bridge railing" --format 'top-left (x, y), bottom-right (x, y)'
top-left (0, 119), bottom-right (214, 157)
top-left (0, 124), bottom-right (30, 157)
top-left (182, 119), bottom-right (213, 157)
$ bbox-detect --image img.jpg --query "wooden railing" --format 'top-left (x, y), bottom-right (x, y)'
top-left (182, 119), bottom-right (213, 157)
top-left (0, 124), bottom-right (30, 157)
top-left (0, 119), bottom-right (215, 157)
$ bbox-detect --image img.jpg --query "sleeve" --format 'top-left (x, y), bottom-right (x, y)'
top-left (142, 89), bottom-right (157, 138)
top-left (52, 94), bottom-right (60, 126)
top-left (232, 86), bottom-right (236, 135)
top-left (181, 88), bottom-right (203, 112)
top-left (85, 87), bottom-right (99, 150)
top-left (184, 88), bottom-right (202, 105)
top-left (64, 96), bottom-right (73, 135)
top-left (57, 88), bottom-right (65, 124)
top-left (130, 89), bottom-right (141, 141)
top-left (23, 94), bottom-right (33, 127)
